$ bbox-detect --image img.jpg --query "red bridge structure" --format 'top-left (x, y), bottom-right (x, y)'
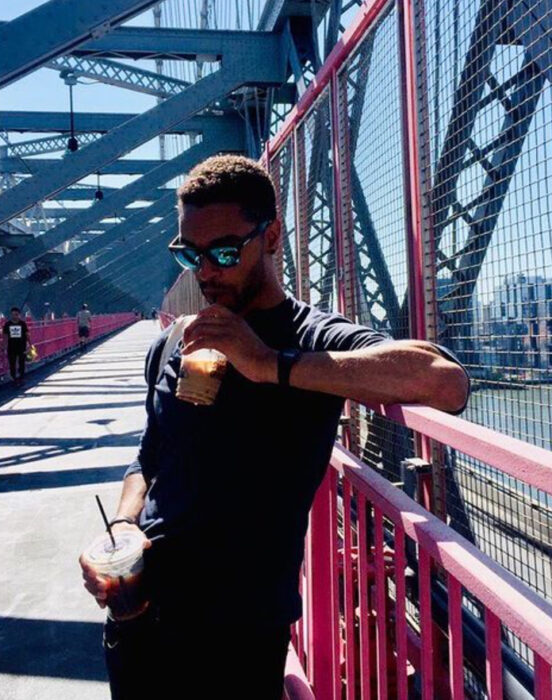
top-left (1, 0), bottom-right (552, 697)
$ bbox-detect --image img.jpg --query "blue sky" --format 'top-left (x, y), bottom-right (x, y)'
top-left (1, 2), bottom-right (160, 176)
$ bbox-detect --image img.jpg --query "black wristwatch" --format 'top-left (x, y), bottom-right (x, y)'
top-left (277, 348), bottom-right (303, 387)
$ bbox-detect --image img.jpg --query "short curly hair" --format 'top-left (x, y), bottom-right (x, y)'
top-left (177, 154), bottom-right (277, 224)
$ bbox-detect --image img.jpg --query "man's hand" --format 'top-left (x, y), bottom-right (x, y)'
top-left (79, 523), bottom-right (152, 610)
top-left (182, 305), bottom-right (277, 383)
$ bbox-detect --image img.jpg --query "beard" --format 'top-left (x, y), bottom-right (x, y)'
top-left (199, 256), bottom-right (266, 313)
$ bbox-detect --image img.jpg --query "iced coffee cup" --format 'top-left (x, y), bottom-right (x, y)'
top-left (176, 348), bottom-right (227, 406)
top-left (82, 529), bottom-right (149, 621)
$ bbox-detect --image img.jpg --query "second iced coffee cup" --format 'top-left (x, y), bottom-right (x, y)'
top-left (82, 529), bottom-right (150, 621)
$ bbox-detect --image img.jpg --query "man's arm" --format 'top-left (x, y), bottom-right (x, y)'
top-left (113, 472), bottom-right (149, 522)
top-left (182, 306), bottom-right (470, 414)
top-left (262, 340), bottom-right (470, 414)
top-left (113, 332), bottom-right (166, 519)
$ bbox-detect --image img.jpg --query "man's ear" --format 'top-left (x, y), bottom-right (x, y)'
top-left (265, 219), bottom-right (281, 254)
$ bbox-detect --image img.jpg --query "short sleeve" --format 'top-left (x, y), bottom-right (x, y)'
top-left (309, 312), bottom-right (396, 352)
top-left (308, 311), bottom-right (470, 416)
top-left (425, 342), bottom-right (471, 416)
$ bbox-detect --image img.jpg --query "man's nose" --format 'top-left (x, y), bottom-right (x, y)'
top-left (195, 255), bottom-right (220, 282)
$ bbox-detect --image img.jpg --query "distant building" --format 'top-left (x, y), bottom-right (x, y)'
top-left (490, 274), bottom-right (552, 370)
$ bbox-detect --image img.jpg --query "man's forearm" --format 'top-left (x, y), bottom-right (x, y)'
top-left (115, 472), bottom-right (148, 522)
top-left (262, 340), bottom-right (469, 413)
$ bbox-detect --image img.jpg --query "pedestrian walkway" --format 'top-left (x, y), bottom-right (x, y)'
top-left (0, 320), bottom-right (160, 700)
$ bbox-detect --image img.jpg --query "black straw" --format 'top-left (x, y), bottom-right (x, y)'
top-left (95, 493), bottom-right (131, 616)
top-left (95, 494), bottom-right (116, 549)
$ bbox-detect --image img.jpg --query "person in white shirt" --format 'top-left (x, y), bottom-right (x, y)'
top-left (76, 303), bottom-right (92, 350)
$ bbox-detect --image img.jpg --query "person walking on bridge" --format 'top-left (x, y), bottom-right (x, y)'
top-left (2, 306), bottom-right (31, 386)
top-left (76, 303), bottom-right (92, 351)
top-left (80, 155), bottom-right (470, 699)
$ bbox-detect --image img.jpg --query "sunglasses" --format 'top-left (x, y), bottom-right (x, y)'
top-left (168, 220), bottom-right (272, 271)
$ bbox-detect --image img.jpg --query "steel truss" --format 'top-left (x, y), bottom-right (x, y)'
top-left (424, 0), bottom-right (551, 364)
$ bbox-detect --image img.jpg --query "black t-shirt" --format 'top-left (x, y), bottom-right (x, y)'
top-left (2, 320), bottom-right (28, 351)
top-left (125, 293), bottom-right (470, 627)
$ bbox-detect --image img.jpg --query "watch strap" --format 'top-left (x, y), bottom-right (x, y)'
top-left (107, 516), bottom-right (136, 529)
top-left (277, 349), bottom-right (302, 387)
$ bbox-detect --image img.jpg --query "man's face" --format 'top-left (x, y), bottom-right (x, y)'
top-left (11, 310), bottom-right (20, 322)
top-left (178, 203), bottom-right (269, 313)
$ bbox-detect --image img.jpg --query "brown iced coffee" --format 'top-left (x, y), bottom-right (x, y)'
top-left (176, 348), bottom-right (227, 405)
top-left (82, 530), bottom-right (150, 621)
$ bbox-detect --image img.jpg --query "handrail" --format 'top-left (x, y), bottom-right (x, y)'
top-left (297, 432), bottom-right (552, 698)
top-left (298, 415), bottom-right (552, 699)
top-left (332, 442), bottom-right (552, 662)
top-left (369, 402), bottom-right (552, 496)
top-left (0, 312), bottom-right (135, 380)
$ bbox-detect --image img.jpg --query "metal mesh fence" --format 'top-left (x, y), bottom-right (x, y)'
top-left (415, 0), bottom-right (552, 676)
top-left (302, 91), bottom-right (338, 313)
top-left (273, 138), bottom-right (298, 297)
top-left (340, 4), bottom-right (409, 340)
top-left (418, 0), bottom-right (552, 450)
top-left (264, 0), bottom-right (552, 692)
top-left (440, 437), bottom-right (552, 673)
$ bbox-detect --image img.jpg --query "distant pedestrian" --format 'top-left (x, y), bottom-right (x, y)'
top-left (2, 307), bottom-right (31, 386)
top-left (43, 303), bottom-right (55, 321)
top-left (76, 303), bottom-right (92, 350)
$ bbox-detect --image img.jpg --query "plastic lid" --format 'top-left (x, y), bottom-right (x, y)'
top-left (84, 530), bottom-right (145, 569)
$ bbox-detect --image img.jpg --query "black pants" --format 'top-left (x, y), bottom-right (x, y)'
top-left (7, 349), bottom-right (25, 379)
top-left (102, 602), bottom-right (291, 699)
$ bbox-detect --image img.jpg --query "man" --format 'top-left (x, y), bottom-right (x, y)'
top-left (76, 303), bottom-right (92, 350)
top-left (2, 307), bottom-right (31, 386)
top-left (79, 155), bottom-right (470, 699)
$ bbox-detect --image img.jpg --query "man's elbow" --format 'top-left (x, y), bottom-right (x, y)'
top-left (438, 365), bottom-right (470, 413)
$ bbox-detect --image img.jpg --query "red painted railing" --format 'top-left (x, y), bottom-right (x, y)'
top-left (296, 407), bottom-right (552, 699)
top-left (0, 313), bottom-right (136, 380)
top-left (158, 311), bottom-right (175, 330)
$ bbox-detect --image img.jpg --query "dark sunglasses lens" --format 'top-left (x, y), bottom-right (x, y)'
top-left (210, 247), bottom-right (240, 267)
top-left (173, 248), bottom-right (200, 270)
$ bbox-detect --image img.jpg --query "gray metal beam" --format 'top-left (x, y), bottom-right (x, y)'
top-left (50, 219), bottom-right (174, 303)
top-left (56, 186), bottom-right (171, 201)
top-left (68, 222), bottom-right (173, 301)
top-left (68, 27), bottom-right (277, 61)
top-left (41, 207), bottom-right (105, 217)
top-left (112, 255), bottom-right (175, 307)
top-left (0, 0), bottom-right (160, 87)
top-left (0, 38), bottom-right (285, 233)
top-left (97, 245), bottom-right (177, 307)
top-left (93, 256), bottom-right (173, 312)
top-left (0, 111), bottom-right (224, 135)
top-left (51, 272), bottom-right (141, 314)
top-left (55, 192), bottom-right (175, 274)
top-left (47, 55), bottom-right (189, 98)
top-left (8, 133), bottom-right (100, 157)
top-left (0, 131), bottom-right (240, 278)
top-left (257, 0), bottom-right (331, 31)
top-left (0, 157), bottom-right (162, 176)
top-left (507, 0), bottom-right (552, 85)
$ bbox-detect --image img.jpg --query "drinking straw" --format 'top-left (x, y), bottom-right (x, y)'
top-left (95, 493), bottom-right (130, 615)
top-left (95, 494), bottom-right (116, 548)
